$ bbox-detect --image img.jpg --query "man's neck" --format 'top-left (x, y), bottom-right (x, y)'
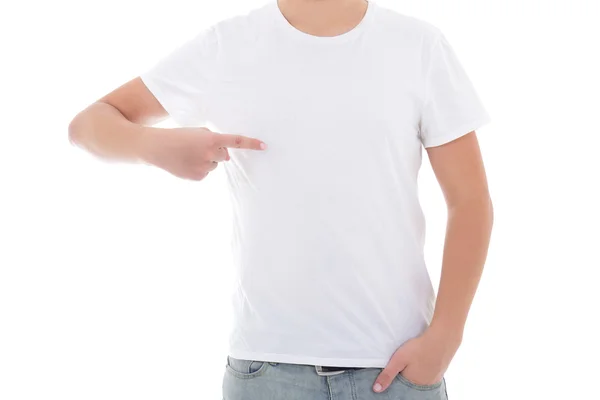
top-left (277, 0), bottom-right (369, 37)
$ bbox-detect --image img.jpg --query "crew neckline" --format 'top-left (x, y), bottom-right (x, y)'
top-left (270, 0), bottom-right (375, 44)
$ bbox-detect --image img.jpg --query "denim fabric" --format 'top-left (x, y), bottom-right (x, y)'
top-left (223, 356), bottom-right (448, 400)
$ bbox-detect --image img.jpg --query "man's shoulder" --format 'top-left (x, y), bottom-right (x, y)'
top-left (209, 3), bottom-right (274, 45)
top-left (372, 3), bottom-right (442, 43)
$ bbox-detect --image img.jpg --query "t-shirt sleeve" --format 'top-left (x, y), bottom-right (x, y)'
top-left (139, 26), bottom-right (218, 127)
top-left (418, 30), bottom-right (492, 148)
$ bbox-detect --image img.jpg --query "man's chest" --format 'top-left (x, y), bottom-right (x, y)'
top-left (207, 43), bottom-right (426, 203)
top-left (205, 45), bottom-right (422, 149)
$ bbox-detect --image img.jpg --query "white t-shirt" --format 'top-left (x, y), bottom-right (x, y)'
top-left (140, 0), bottom-right (491, 368)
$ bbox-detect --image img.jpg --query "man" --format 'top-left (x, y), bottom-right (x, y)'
top-left (68, 0), bottom-right (493, 398)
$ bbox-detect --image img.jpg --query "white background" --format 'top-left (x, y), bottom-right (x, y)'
top-left (1, 0), bottom-right (599, 399)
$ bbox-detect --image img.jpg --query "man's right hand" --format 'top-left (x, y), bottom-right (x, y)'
top-left (141, 127), bottom-right (267, 181)
top-left (68, 80), bottom-right (267, 173)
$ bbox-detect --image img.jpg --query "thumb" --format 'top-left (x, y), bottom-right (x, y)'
top-left (373, 355), bottom-right (408, 393)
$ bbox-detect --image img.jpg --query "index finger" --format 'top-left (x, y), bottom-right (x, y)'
top-left (215, 133), bottom-right (267, 151)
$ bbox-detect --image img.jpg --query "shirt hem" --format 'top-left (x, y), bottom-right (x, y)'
top-left (228, 348), bottom-right (389, 368)
top-left (139, 73), bottom-right (185, 127)
top-left (422, 114), bottom-right (492, 148)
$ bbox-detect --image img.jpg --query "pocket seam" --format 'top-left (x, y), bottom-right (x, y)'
top-left (395, 373), bottom-right (443, 391)
top-left (225, 360), bottom-right (269, 379)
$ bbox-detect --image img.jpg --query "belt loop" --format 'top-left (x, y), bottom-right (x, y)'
top-left (315, 365), bottom-right (346, 376)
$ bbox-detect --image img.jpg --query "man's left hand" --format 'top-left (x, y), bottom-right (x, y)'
top-left (372, 326), bottom-right (461, 393)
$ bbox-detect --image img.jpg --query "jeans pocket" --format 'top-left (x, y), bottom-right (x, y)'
top-left (395, 372), bottom-right (444, 391)
top-left (225, 355), bottom-right (269, 379)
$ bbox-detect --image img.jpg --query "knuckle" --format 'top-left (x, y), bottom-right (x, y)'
top-left (188, 167), bottom-right (208, 180)
top-left (207, 133), bottom-right (218, 147)
top-left (379, 373), bottom-right (392, 382)
top-left (234, 135), bottom-right (243, 147)
top-left (379, 370), bottom-right (397, 382)
top-left (203, 150), bottom-right (215, 161)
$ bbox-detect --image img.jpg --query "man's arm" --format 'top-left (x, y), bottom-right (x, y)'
top-left (67, 77), bottom-right (169, 163)
top-left (427, 130), bottom-right (494, 341)
top-left (373, 130), bottom-right (492, 392)
top-left (68, 77), bottom-right (265, 180)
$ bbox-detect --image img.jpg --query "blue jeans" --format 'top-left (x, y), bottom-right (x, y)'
top-left (222, 355), bottom-right (448, 400)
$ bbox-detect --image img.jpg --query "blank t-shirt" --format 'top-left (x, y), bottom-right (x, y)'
top-left (140, 0), bottom-right (491, 368)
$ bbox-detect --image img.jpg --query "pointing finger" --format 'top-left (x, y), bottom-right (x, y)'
top-left (215, 133), bottom-right (267, 151)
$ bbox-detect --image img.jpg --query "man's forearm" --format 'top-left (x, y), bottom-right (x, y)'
top-left (68, 101), bottom-right (156, 163)
top-left (429, 196), bottom-right (494, 341)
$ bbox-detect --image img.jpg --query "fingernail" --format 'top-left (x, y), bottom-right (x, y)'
top-left (373, 383), bottom-right (382, 392)
top-left (260, 142), bottom-right (267, 150)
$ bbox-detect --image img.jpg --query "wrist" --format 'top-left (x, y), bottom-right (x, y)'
top-left (134, 125), bottom-right (163, 166)
top-left (426, 320), bottom-right (464, 347)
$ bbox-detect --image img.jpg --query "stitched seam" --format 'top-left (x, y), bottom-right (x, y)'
top-left (444, 377), bottom-right (449, 399)
top-left (225, 362), bottom-right (268, 379)
top-left (350, 370), bottom-right (358, 400)
top-left (396, 373), bottom-right (443, 391)
top-left (327, 376), bottom-right (335, 400)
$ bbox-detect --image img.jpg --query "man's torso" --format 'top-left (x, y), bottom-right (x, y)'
top-left (202, 1), bottom-right (438, 367)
